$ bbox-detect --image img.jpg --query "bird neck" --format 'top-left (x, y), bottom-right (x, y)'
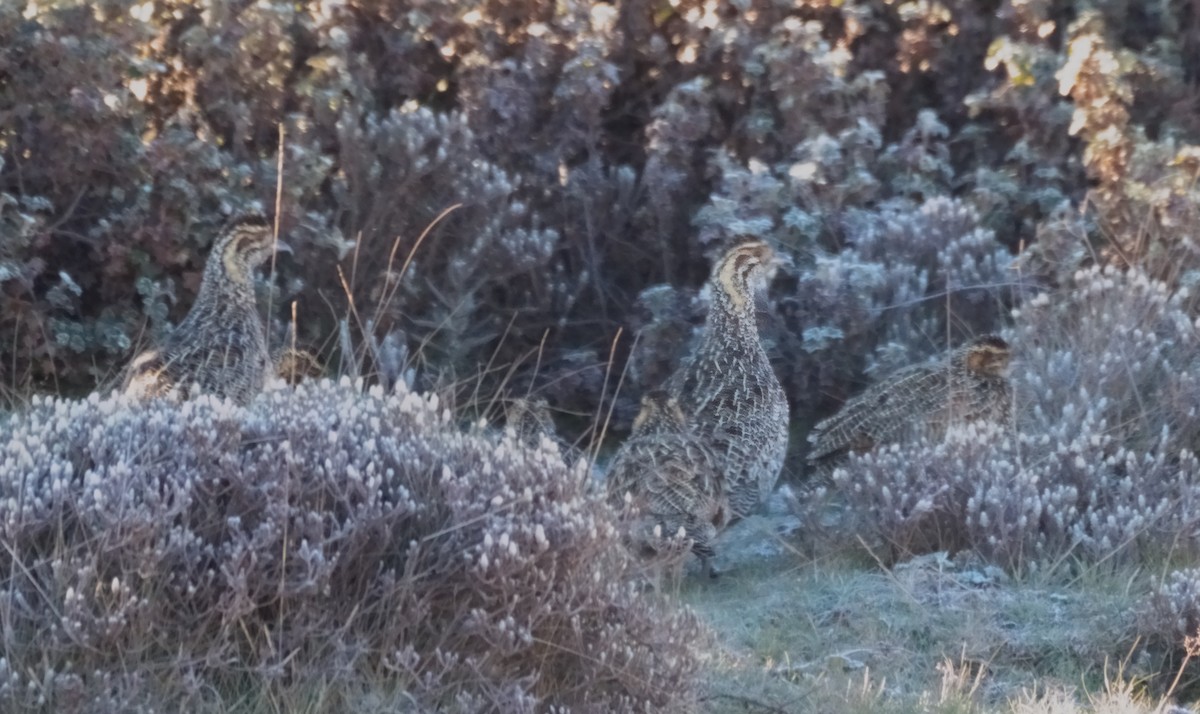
top-left (634, 415), bottom-right (682, 436)
top-left (706, 288), bottom-right (759, 340)
top-left (197, 250), bottom-right (256, 307)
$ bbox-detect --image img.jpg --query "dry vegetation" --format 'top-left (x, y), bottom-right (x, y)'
top-left (0, 380), bottom-right (705, 712)
top-left (7, 0), bottom-right (1200, 712)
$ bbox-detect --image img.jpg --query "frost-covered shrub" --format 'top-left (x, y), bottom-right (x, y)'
top-left (833, 423), bottom-right (1200, 574)
top-left (1013, 266), bottom-right (1200, 454)
top-left (322, 105), bottom-right (562, 381)
top-left (1133, 568), bottom-right (1200, 694)
top-left (789, 194), bottom-right (1013, 376)
top-left (826, 266), bottom-right (1200, 573)
top-left (0, 380), bottom-right (704, 712)
top-left (1138, 569), bottom-right (1200, 652)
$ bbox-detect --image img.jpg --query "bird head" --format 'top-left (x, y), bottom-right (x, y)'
top-left (632, 390), bottom-right (687, 434)
top-left (712, 239), bottom-right (776, 311)
top-left (216, 213), bottom-right (291, 284)
top-left (963, 335), bottom-right (1012, 377)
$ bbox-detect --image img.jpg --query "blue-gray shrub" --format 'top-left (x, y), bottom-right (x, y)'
top-left (0, 379), bottom-right (703, 713)
top-left (818, 266), bottom-right (1200, 574)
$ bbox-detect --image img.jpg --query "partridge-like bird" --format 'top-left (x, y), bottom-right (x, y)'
top-left (274, 347), bottom-right (325, 385)
top-left (504, 397), bottom-right (596, 475)
top-left (606, 391), bottom-right (729, 577)
top-left (506, 397), bottom-right (557, 450)
top-left (123, 215), bottom-right (286, 405)
top-left (666, 240), bottom-right (789, 520)
top-left (807, 335), bottom-right (1013, 465)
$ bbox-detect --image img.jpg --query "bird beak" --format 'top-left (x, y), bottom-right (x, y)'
top-left (273, 239), bottom-right (294, 255)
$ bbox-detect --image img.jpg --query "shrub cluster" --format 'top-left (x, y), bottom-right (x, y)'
top-left (819, 266), bottom-right (1200, 574)
top-left (1138, 568), bottom-right (1200, 655)
top-left (0, 380), bottom-right (704, 712)
top-left (7, 1), bottom-right (1200, 443)
top-left (1133, 567), bottom-right (1200, 698)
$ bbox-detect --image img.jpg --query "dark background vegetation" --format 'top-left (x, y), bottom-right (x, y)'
top-left (10, 0), bottom-right (1180, 455)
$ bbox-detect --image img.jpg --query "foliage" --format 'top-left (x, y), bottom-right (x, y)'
top-left (815, 266), bottom-right (1200, 574)
top-left (6, 0), bottom-right (1197, 438)
top-left (0, 380), bottom-right (705, 712)
top-left (9, 0), bottom-right (1200, 619)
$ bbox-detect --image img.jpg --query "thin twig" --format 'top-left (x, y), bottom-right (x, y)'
top-left (267, 122), bottom-right (286, 358)
top-left (373, 203), bottom-right (463, 326)
top-left (589, 328), bottom-right (635, 469)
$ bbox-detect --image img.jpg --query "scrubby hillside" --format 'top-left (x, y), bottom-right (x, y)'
top-left (9, 1), bottom-right (1200, 711)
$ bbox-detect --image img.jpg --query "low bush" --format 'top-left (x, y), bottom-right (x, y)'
top-left (0, 379), bottom-right (704, 712)
top-left (822, 266), bottom-right (1200, 575)
top-left (1133, 567), bottom-right (1200, 699)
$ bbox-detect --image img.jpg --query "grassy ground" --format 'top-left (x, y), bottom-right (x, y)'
top-left (37, 519), bottom-right (1185, 714)
top-left (677, 516), bottom-right (1188, 714)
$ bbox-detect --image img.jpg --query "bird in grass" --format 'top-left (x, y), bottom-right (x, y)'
top-left (123, 214), bottom-right (289, 405)
top-left (503, 396), bottom-right (594, 471)
top-left (506, 397), bottom-right (557, 450)
top-left (274, 347), bottom-right (324, 385)
top-left (807, 335), bottom-right (1013, 466)
top-left (606, 391), bottom-right (730, 579)
top-left (666, 239), bottom-right (789, 520)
